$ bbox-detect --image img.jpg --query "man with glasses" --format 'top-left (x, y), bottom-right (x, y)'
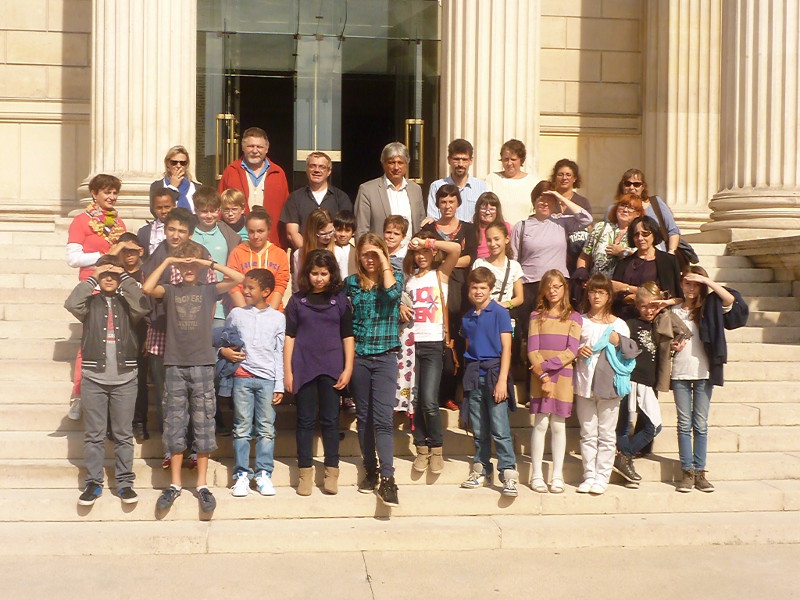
top-left (218, 127), bottom-right (290, 248)
top-left (426, 139), bottom-right (487, 221)
top-left (280, 152), bottom-right (353, 250)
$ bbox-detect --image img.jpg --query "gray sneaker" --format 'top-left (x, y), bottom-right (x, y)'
top-left (501, 469), bottom-right (519, 497)
top-left (614, 452), bottom-right (638, 483)
top-left (461, 464), bottom-right (491, 489)
top-left (694, 470), bottom-right (715, 493)
top-left (676, 469), bottom-right (694, 493)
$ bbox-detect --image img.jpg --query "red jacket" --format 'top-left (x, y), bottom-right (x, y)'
top-left (218, 157), bottom-right (290, 248)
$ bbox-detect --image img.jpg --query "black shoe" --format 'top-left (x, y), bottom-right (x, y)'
top-left (78, 483), bottom-right (102, 506)
top-left (357, 470), bottom-right (379, 494)
top-left (132, 423), bottom-right (149, 442)
top-left (157, 485), bottom-right (181, 510)
top-left (614, 452), bottom-right (638, 483)
top-left (118, 487), bottom-right (139, 504)
top-left (378, 476), bottom-right (399, 507)
top-left (198, 487), bottom-right (216, 513)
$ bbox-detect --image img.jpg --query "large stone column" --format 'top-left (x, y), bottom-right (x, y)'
top-left (440, 0), bottom-right (540, 178)
top-left (78, 0), bottom-right (197, 218)
top-left (704, 0), bottom-right (800, 231)
top-left (643, 0), bottom-right (722, 234)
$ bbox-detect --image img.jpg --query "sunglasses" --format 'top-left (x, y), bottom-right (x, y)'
top-left (170, 159), bottom-right (188, 166)
top-left (623, 180), bottom-right (644, 188)
top-left (633, 231), bottom-right (653, 238)
top-left (617, 205), bottom-right (638, 213)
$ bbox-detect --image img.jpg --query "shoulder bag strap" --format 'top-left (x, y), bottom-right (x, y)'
top-left (648, 196), bottom-right (670, 244)
top-left (517, 220), bottom-right (527, 263)
top-left (497, 259), bottom-right (512, 302)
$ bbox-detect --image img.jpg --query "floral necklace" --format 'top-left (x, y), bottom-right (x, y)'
top-left (86, 201), bottom-right (125, 243)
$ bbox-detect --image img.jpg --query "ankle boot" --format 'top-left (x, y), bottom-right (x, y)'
top-left (297, 466), bottom-right (314, 496)
top-left (412, 446), bottom-right (430, 473)
top-left (323, 466), bottom-right (339, 495)
top-left (429, 447), bottom-right (444, 474)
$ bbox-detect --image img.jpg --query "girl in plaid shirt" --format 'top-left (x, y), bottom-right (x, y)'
top-left (343, 233), bottom-right (403, 508)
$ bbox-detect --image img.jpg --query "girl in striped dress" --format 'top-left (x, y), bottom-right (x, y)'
top-left (527, 269), bottom-right (582, 493)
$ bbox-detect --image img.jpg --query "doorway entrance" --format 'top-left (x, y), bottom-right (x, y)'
top-left (197, 0), bottom-right (441, 199)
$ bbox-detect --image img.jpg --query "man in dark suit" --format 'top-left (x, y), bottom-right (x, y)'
top-left (354, 142), bottom-right (425, 251)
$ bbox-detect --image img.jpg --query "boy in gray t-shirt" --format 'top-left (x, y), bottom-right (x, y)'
top-left (143, 240), bottom-right (244, 513)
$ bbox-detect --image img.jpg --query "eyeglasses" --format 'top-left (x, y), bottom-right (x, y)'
top-left (221, 207), bottom-right (242, 214)
top-left (479, 206), bottom-right (497, 212)
top-left (623, 180), bottom-right (644, 188)
top-left (317, 229), bottom-right (335, 238)
top-left (633, 231), bottom-right (653, 238)
top-left (617, 205), bottom-right (637, 213)
top-left (169, 160), bottom-right (188, 166)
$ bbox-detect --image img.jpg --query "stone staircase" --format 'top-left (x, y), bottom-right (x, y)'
top-left (0, 224), bottom-right (799, 555)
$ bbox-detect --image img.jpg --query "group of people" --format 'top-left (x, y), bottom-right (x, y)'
top-left (64, 130), bottom-right (748, 513)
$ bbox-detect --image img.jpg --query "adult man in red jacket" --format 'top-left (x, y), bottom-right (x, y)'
top-left (218, 126), bottom-right (289, 247)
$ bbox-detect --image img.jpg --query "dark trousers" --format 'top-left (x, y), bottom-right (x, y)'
top-left (350, 352), bottom-right (398, 478)
top-left (132, 352), bottom-right (150, 428)
top-left (616, 397), bottom-right (662, 457)
top-left (413, 341), bottom-right (445, 447)
top-left (295, 375), bottom-right (341, 468)
top-left (438, 310), bottom-right (465, 405)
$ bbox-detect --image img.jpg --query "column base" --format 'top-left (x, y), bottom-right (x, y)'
top-left (702, 190), bottom-right (800, 232)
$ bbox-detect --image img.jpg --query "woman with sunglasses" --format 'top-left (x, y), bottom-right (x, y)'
top-left (611, 216), bottom-right (681, 320)
top-left (149, 145), bottom-right (203, 212)
top-left (577, 194), bottom-right (644, 278)
top-left (614, 169), bottom-right (680, 255)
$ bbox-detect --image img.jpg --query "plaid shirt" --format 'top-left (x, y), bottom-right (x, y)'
top-left (344, 270), bottom-right (404, 356)
top-left (145, 265), bottom-right (217, 355)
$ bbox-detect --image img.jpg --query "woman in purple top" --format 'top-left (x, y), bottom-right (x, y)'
top-left (284, 249), bottom-right (354, 496)
top-left (509, 180), bottom-right (592, 351)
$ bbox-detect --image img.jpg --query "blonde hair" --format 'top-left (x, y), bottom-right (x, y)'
top-left (162, 145), bottom-right (194, 181)
top-left (220, 188), bottom-right (246, 208)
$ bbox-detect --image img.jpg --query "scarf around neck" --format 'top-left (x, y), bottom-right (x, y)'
top-left (86, 201), bottom-right (125, 244)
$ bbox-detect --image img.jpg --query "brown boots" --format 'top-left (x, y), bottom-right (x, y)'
top-left (413, 446), bottom-right (444, 474)
top-left (297, 466), bottom-right (340, 495)
top-left (429, 447), bottom-right (444, 474)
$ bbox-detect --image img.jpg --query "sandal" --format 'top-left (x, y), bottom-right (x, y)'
top-left (549, 478), bottom-right (565, 494)
top-left (530, 477), bottom-right (548, 493)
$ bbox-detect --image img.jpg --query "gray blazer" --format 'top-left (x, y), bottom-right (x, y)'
top-left (354, 176), bottom-right (425, 241)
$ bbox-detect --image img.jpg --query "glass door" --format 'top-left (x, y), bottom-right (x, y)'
top-left (197, 0), bottom-right (440, 197)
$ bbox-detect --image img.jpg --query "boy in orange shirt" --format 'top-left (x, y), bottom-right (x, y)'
top-left (226, 209), bottom-right (289, 310)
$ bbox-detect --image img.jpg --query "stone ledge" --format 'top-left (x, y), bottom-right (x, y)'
top-left (728, 235), bottom-right (800, 283)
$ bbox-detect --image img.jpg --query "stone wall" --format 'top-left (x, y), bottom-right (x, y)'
top-left (537, 0), bottom-right (643, 216)
top-left (0, 0), bottom-right (91, 220)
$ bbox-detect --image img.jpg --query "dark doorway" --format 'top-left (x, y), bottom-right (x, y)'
top-left (341, 74), bottom-right (397, 200)
top-left (237, 73), bottom-right (296, 188)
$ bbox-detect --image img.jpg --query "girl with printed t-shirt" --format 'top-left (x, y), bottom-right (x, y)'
top-left (402, 230), bottom-right (461, 475)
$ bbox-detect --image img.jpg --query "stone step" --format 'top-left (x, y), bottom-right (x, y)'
top-left (0, 288), bottom-right (74, 304)
top-left (0, 321), bottom-right (80, 341)
top-left (726, 343), bottom-right (800, 361)
top-left (0, 339), bottom-right (79, 361)
top-left (0, 424), bottom-right (774, 461)
top-left (720, 362), bottom-right (800, 381)
top-left (0, 303), bottom-right (75, 322)
top-left (660, 381), bottom-right (800, 403)
top-left (8, 231), bottom-right (67, 247)
top-left (0, 480), bottom-right (795, 525)
top-left (743, 296), bottom-right (800, 311)
top-left (2, 381), bottom-right (75, 404)
top-left (726, 327), bottom-right (800, 343)
top-left (704, 267), bottom-right (773, 282)
top-left (691, 255), bottom-right (752, 268)
top-left (3, 450), bottom-right (799, 490)
top-left (3, 509), bottom-right (800, 556)
top-left (690, 243), bottom-right (728, 256)
top-left (718, 281), bottom-right (791, 296)
top-left (0, 245), bottom-right (66, 261)
top-left (747, 311), bottom-right (800, 327)
top-left (0, 359), bottom-right (74, 380)
top-left (0, 259), bottom-right (75, 275)
top-left (0, 273), bottom-right (77, 290)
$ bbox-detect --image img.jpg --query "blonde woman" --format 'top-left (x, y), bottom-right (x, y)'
top-left (149, 145), bottom-right (202, 211)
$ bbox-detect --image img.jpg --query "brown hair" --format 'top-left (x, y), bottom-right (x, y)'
top-left (582, 273), bottom-right (615, 317)
top-left (89, 174), bottom-right (122, 193)
top-left (402, 229), bottom-right (442, 277)
top-left (242, 127), bottom-right (268, 142)
top-left (448, 138), bottom-right (474, 158)
top-left (435, 183), bottom-right (462, 207)
top-left (530, 180), bottom-right (556, 209)
top-left (500, 139), bottom-right (526, 164)
top-left (383, 215), bottom-right (409, 236)
top-left (609, 193), bottom-right (644, 225)
top-left (635, 281), bottom-right (664, 304)
top-left (354, 233), bottom-right (391, 290)
top-left (550, 158), bottom-right (582, 188)
top-left (172, 239), bottom-right (205, 260)
top-left (193, 187), bottom-right (221, 212)
top-left (300, 208), bottom-right (335, 269)
top-left (95, 254), bottom-right (124, 269)
top-left (468, 266), bottom-right (496, 289)
top-left (615, 168), bottom-right (650, 202)
top-left (472, 191), bottom-right (506, 245)
top-left (484, 221), bottom-right (512, 259)
top-left (681, 265), bottom-right (710, 323)
top-left (533, 270), bottom-right (573, 325)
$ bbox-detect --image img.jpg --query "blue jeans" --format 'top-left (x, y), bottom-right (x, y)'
top-left (350, 352), bottom-right (398, 478)
top-left (467, 375), bottom-right (516, 473)
top-left (672, 379), bottom-right (712, 471)
top-left (413, 341), bottom-right (444, 448)
top-left (232, 376), bottom-right (276, 477)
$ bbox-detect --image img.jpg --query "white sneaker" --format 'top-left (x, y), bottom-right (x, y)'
top-left (576, 478), bottom-right (595, 494)
top-left (255, 471), bottom-right (276, 496)
top-left (67, 398), bottom-right (82, 421)
top-left (231, 472), bottom-right (250, 497)
top-left (589, 482), bottom-right (607, 495)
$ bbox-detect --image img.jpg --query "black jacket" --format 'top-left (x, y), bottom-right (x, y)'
top-left (613, 249), bottom-right (682, 300)
top-left (64, 274), bottom-right (150, 371)
top-left (699, 287), bottom-right (749, 387)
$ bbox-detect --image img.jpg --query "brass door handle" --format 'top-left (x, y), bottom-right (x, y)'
top-left (215, 113), bottom-right (239, 181)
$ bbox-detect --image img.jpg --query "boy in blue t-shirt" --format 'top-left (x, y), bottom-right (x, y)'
top-left (459, 266), bottom-right (518, 497)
